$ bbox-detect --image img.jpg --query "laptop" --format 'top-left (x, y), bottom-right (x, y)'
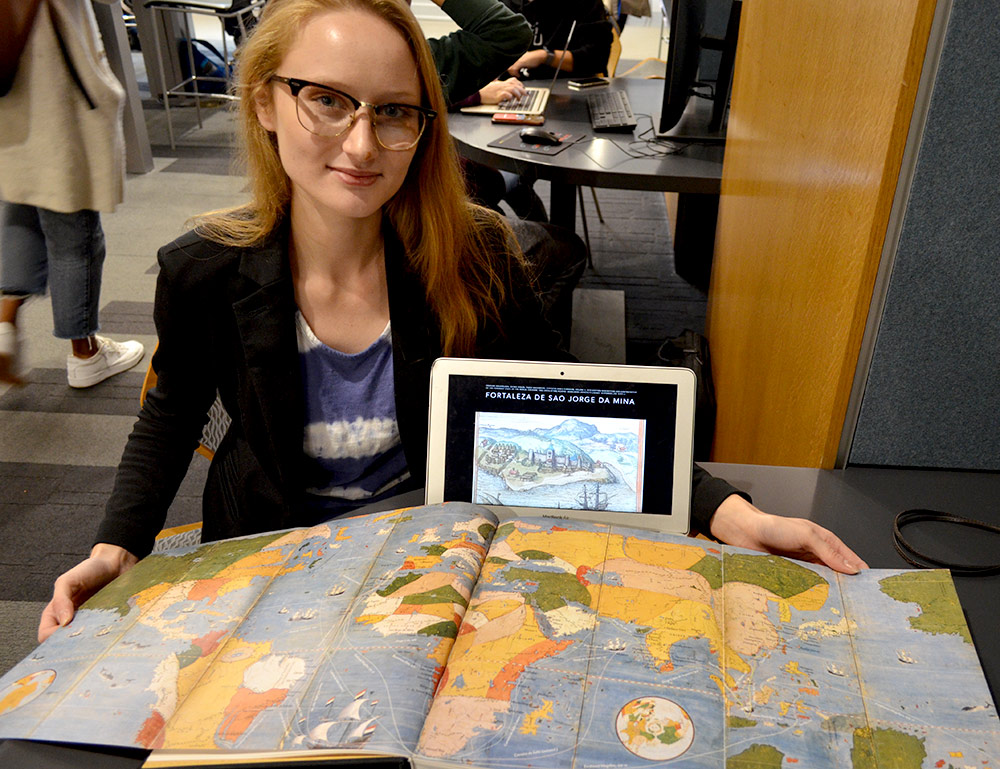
top-left (424, 358), bottom-right (696, 534)
top-left (459, 21), bottom-right (577, 116)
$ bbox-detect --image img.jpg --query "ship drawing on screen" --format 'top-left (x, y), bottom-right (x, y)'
top-left (472, 412), bottom-right (645, 512)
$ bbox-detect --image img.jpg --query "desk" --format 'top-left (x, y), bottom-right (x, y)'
top-left (448, 78), bottom-right (724, 283)
top-left (3, 466), bottom-right (997, 767)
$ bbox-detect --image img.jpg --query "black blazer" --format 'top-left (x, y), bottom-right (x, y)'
top-left (97, 222), bottom-right (742, 556)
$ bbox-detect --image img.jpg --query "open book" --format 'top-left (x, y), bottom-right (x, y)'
top-left (0, 503), bottom-right (996, 767)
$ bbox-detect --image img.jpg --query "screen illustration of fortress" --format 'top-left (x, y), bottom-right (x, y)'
top-left (471, 413), bottom-right (645, 513)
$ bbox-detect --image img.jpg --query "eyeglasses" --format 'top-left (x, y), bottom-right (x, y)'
top-left (270, 76), bottom-right (436, 151)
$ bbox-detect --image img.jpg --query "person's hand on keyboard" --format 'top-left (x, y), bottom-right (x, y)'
top-left (480, 78), bottom-right (526, 105)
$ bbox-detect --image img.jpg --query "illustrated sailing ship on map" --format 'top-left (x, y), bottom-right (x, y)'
top-left (0, 503), bottom-right (997, 769)
top-left (296, 689), bottom-right (378, 749)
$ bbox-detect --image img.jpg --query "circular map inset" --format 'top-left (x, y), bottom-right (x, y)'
top-left (616, 696), bottom-right (694, 760)
top-left (0, 669), bottom-right (56, 716)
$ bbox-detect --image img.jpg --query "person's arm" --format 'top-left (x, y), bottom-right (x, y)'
top-left (509, 1), bottom-right (613, 78)
top-left (476, 77), bottom-right (527, 105)
top-left (425, 0), bottom-right (532, 104)
top-left (506, 48), bottom-right (575, 77)
top-left (708, 494), bottom-right (869, 574)
top-left (692, 466), bottom-right (868, 574)
top-left (38, 544), bottom-right (138, 642)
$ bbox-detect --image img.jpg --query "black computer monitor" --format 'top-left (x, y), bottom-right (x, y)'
top-left (658, 0), bottom-right (742, 142)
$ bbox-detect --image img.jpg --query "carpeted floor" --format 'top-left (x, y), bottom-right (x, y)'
top-left (0, 96), bottom-right (706, 677)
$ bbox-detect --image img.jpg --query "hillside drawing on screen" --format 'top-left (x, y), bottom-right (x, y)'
top-left (472, 413), bottom-right (645, 513)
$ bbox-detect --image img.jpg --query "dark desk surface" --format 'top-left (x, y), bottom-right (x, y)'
top-left (448, 78), bottom-right (725, 195)
top-left (4, 465), bottom-right (998, 766)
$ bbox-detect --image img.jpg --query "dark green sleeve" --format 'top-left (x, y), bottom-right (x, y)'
top-left (427, 0), bottom-right (532, 104)
top-left (691, 463), bottom-right (751, 535)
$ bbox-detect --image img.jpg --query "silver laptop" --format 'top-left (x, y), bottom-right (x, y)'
top-left (459, 21), bottom-right (577, 116)
top-left (424, 358), bottom-right (696, 534)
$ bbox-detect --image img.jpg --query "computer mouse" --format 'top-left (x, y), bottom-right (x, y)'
top-left (519, 127), bottom-right (563, 146)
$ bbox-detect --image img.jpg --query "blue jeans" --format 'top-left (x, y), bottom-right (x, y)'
top-left (0, 203), bottom-right (105, 340)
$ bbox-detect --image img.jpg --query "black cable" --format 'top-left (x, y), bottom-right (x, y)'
top-left (892, 509), bottom-right (1000, 576)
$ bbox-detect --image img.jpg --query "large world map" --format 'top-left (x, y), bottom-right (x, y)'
top-left (0, 504), bottom-right (996, 769)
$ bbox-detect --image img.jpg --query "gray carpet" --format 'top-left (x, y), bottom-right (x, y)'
top-left (0, 99), bottom-right (704, 677)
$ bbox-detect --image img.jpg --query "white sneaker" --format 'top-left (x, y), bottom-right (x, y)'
top-left (67, 336), bottom-right (145, 388)
top-left (0, 321), bottom-right (24, 385)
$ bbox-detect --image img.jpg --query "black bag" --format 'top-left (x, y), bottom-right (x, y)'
top-left (655, 330), bottom-right (716, 461)
top-left (178, 38), bottom-right (229, 94)
top-left (0, 0), bottom-right (44, 97)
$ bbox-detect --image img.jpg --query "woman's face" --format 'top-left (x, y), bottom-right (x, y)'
top-left (258, 9), bottom-right (422, 226)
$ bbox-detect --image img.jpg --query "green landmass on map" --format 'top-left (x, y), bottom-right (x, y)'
top-left (377, 572), bottom-right (422, 596)
top-left (403, 585), bottom-right (467, 606)
top-left (505, 567), bottom-right (592, 611)
top-left (477, 523), bottom-right (495, 542)
top-left (517, 550), bottom-right (554, 560)
top-left (727, 743), bottom-right (784, 768)
top-left (422, 544), bottom-right (448, 556)
top-left (850, 726), bottom-right (926, 769)
top-left (821, 714), bottom-right (868, 732)
top-left (879, 572), bottom-right (972, 644)
top-left (82, 532), bottom-right (288, 617)
top-left (723, 553), bottom-right (826, 598)
top-left (689, 553), bottom-right (723, 589)
top-left (418, 620), bottom-right (458, 639)
top-left (727, 715), bottom-right (757, 728)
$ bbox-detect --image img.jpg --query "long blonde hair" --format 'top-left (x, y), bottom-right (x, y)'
top-left (194, 0), bottom-right (516, 355)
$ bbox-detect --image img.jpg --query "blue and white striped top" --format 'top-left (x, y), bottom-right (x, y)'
top-left (296, 311), bottom-right (410, 516)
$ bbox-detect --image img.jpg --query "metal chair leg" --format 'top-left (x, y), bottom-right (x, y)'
top-left (577, 185), bottom-right (594, 270)
top-left (590, 186), bottom-right (605, 224)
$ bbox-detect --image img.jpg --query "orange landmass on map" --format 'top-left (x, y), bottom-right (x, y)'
top-left (136, 709), bottom-right (167, 749)
top-left (191, 629), bottom-right (228, 657)
top-left (217, 687), bottom-right (288, 744)
top-left (486, 638), bottom-right (572, 700)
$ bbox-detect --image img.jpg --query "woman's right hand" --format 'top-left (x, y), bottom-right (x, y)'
top-left (38, 543), bottom-right (139, 642)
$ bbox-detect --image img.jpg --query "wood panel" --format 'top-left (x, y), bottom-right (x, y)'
top-left (705, 0), bottom-right (938, 467)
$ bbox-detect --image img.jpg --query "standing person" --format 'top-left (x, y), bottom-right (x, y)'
top-left (603, 0), bottom-right (651, 30)
top-left (0, 0), bottom-right (144, 387)
top-left (39, 0), bottom-right (866, 643)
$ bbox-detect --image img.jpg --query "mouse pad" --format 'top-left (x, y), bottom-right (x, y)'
top-left (488, 129), bottom-right (585, 155)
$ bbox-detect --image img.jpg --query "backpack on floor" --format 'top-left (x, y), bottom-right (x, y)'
top-left (178, 38), bottom-right (229, 94)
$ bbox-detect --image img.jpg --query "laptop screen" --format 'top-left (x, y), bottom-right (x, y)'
top-left (425, 359), bottom-right (695, 533)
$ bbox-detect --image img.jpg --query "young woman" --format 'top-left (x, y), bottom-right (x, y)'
top-left (39, 0), bottom-right (865, 642)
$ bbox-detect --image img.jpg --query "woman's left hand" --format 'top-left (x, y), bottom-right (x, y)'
top-left (708, 494), bottom-right (869, 574)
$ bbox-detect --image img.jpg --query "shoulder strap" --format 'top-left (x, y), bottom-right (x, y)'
top-left (893, 509), bottom-right (1000, 576)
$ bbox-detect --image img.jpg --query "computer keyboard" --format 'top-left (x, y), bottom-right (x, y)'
top-left (586, 90), bottom-right (637, 132)
top-left (500, 88), bottom-right (543, 113)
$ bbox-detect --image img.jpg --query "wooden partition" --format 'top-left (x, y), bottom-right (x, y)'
top-left (705, 0), bottom-right (939, 467)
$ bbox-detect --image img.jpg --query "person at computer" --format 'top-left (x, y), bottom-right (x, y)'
top-left (460, 1), bottom-right (614, 220)
top-left (499, 0), bottom-right (613, 79)
top-left (37, 0), bottom-right (867, 643)
top-left (414, 0), bottom-right (584, 348)
top-left (418, 0), bottom-right (531, 104)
